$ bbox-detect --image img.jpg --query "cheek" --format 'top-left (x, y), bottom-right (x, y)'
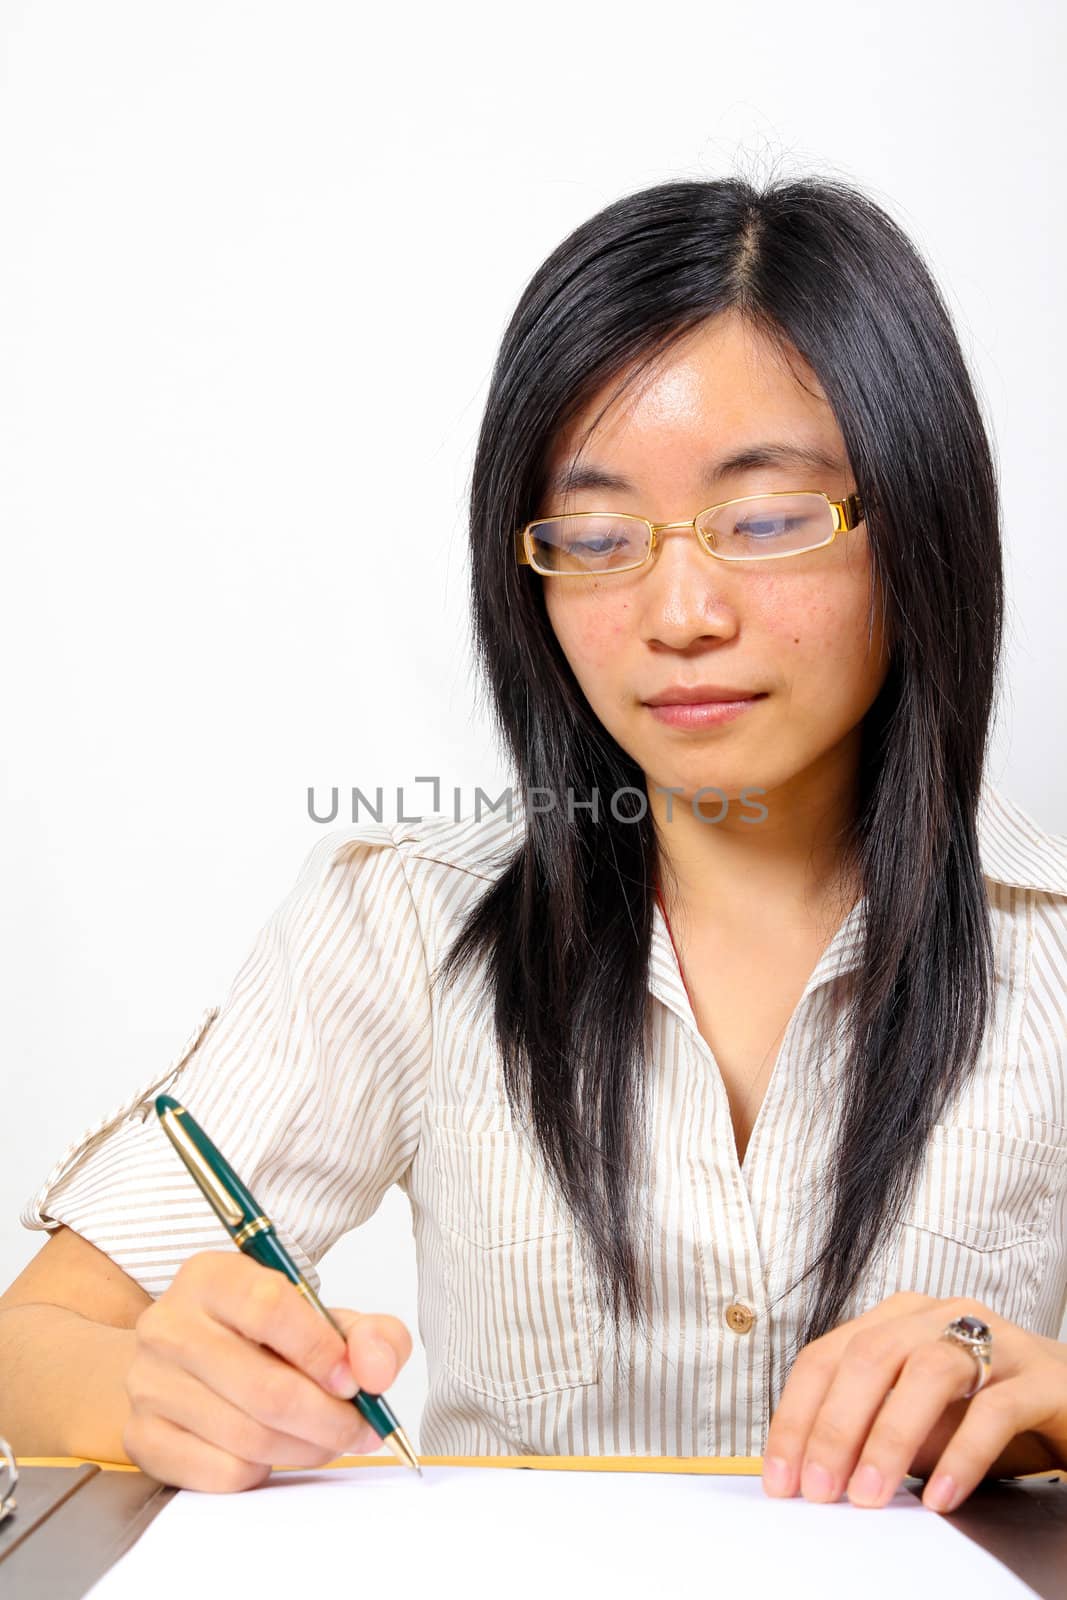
top-left (756, 572), bottom-right (880, 672)
top-left (750, 576), bottom-right (832, 669)
top-left (549, 595), bottom-right (634, 672)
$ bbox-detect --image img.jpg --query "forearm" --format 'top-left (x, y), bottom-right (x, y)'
top-left (0, 1302), bottom-right (137, 1462)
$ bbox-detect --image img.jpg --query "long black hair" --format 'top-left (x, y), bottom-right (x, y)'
top-left (434, 174), bottom-right (1002, 1357)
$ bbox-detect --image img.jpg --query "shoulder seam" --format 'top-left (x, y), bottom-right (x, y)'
top-left (402, 849), bottom-right (506, 884)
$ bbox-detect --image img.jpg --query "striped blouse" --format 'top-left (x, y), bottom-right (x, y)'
top-left (21, 778), bottom-right (1067, 1459)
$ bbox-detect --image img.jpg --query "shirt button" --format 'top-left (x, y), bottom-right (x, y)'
top-left (725, 1301), bottom-right (755, 1334)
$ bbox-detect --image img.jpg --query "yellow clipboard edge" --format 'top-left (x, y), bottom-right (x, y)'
top-left (19, 1453), bottom-right (767, 1474)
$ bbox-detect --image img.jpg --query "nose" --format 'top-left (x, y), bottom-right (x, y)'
top-left (638, 521), bottom-right (741, 646)
top-left (647, 519), bottom-right (718, 565)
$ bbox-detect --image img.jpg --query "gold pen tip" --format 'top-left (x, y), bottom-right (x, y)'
top-left (384, 1425), bottom-right (421, 1475)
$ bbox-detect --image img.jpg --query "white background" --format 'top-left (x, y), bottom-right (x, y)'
top-left (2, 0), bottom-right (1065, 1444)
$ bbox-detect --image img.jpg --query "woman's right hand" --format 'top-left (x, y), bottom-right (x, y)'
top-left (122, 1250), bottom-right (413, 1492)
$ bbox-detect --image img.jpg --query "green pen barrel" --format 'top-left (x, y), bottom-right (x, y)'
top-left (154, 1096), bottom-right (409, 1458)
top-left (241, 1226), bottom-right (402, 1445)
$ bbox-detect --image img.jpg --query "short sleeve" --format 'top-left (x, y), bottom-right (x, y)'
top-left (19, 822), bottom-right (434, 1299)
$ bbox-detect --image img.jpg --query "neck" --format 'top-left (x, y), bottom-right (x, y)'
top-left (650, 736), bottom-right (864, 935)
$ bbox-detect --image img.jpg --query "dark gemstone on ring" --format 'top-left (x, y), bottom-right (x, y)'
top-left (955, 1315), bottom-right (990, 1339)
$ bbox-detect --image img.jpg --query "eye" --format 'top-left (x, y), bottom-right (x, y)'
top-left (734, 515), bottom-right (804, 539)
top-left (571, 535), bottom-right (626, 555)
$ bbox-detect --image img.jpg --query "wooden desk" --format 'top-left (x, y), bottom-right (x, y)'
top-left (3, 1456), bottom-right (1065, 1599)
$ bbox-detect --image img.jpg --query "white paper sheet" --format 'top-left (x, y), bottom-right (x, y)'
top-left (84, 1465), bottom-right (1041, 1600)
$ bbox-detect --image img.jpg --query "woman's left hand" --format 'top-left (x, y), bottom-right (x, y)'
top-left (761, 1291), bottom-right (1067, 1512)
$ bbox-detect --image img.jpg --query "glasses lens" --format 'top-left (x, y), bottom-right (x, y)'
top-left (527, 515), bottom-right (650, 574)
top-left (698, 493), bottom-right (834, 559)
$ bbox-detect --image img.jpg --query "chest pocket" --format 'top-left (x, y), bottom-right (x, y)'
top-left (882, 1123), bottom-right (1067, 1324)
top-left (433, 1122), bottom-right (603, 1402)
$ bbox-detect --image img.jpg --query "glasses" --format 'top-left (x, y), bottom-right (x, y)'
top-left (515, 490), bottom-right (864, 576)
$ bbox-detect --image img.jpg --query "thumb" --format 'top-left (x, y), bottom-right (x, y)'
top-left (326, 1306), bottom-right (413, 1396)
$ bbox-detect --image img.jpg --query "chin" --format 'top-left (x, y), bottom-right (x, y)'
top-left (648, 771), bottom-right (755, 805)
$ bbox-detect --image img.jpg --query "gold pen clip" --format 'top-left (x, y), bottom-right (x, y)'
top-left (159, 1106), bottom-right (245, 1229)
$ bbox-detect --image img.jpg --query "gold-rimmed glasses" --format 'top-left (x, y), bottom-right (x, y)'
top-left (515, 490), bottom-right (865, 575)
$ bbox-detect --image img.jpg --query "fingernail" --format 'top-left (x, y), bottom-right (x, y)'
top-left (924, 1473), bottom-right (957, 1512)
top-left (801, 1460), bottom-right (836, 1501)
top-left (848, 1463), bottom-right (883, 1504)
top-left (328, 1360), bottom-right (358, 1398)
top-left (762, 1455), bottom-right (790, 1494)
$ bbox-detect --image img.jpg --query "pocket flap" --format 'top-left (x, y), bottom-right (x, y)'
top-left (903, 1123), bottom-right (1066, 1250)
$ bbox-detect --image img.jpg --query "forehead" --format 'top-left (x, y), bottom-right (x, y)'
top-left (544, 313), bottom-right (842, 479)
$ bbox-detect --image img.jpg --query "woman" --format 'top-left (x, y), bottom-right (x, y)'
top-left (4, 174), bottom-right (1067, 1513)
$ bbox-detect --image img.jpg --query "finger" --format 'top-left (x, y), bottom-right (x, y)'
top-left (920, 1374), bottom-right (1064, 1514)
top-left (763, 1297), bottom-right (1009, 1502)
top-left (762, 1338), bottom-right (846, 1498)
top-left (762, 1296), bottom-right (937, 1498)
top-left (128, 1343), bottom-right (378, 1469)
top-left (124, 1409), bottom-right (273, 1494)
top-left (137, 1292), bottom-right (376, 1460)
top-left (328, 1307), bottom-right (414, 1395)
top-left (178, 1253), bottom-right (353, 1396)
top-left (842, 1338), bottom-right (981, 1507)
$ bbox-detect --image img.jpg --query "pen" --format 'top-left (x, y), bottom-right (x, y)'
top-left (154, 1093), bottom-right (421, 1476)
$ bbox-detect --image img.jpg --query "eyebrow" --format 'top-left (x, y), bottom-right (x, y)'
top-left (546, 441), bottom-right (847, 497)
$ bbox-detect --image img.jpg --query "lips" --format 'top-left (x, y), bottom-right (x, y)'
top-left (643, 686), bottom-right (766, 706)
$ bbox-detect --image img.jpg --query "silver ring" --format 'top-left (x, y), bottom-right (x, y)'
top-left (938, 1314), bottom-right (993, 1399)
top-left (0, 1436), bottom-right (17, 1528)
